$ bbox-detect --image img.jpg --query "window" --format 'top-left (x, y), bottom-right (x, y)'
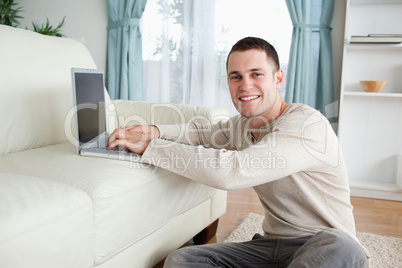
top-left (142, 0), bottom-right (292, 116)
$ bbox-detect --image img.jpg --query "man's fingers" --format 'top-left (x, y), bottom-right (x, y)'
top-left (108, 137), bottom-right (130, 149)
top-left (107, 126), bottom-right (152, 154)
top-left (108, 130), bottom-right (117, 147)
top-left (107, 139), bottom-right (117, 149)
top-left (109, 127), bottom-right (124, 138)
top-left (125, 125), bottom-right (140, 131)
top-left (113, 129), bottom-right (126, 139)
top-left (108, 128), bottom-right (125, 148)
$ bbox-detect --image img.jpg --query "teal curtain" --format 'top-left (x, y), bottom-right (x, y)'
top-left (285, 0), bottom-right (334, 114)
top-left (106, 0), bottom-right (147, 100)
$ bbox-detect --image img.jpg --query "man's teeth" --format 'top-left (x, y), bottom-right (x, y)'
top-left (240, 96), bottom-right (259, 101)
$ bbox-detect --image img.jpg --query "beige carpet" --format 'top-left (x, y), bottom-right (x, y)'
top-left (224, 213), bottom-right (402, 268)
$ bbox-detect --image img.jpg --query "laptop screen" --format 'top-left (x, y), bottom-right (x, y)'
top-left (73, 69), bottom-right (106, 144)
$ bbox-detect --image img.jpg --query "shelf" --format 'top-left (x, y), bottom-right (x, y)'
top-left (343, 91), bottom-right (402, 98)
top-left (350, 180), bottom-right (401, 191)
top-left (351, 0), bottom-right (402, 5)
top-left (346, 43), bottom-right (402, 50)
top-left (340, 0), bottom-right (402, 201)
top-left (349, 180), bottom-right (402, 201)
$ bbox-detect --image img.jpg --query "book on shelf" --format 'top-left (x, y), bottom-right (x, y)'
top-left (368, 34), bottom-right (402, 38)
top-left (350, 34), bottom-right (402, 44)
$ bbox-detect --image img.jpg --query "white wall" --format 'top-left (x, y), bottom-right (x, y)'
top-left (15, 0), bottom-right (108, 71)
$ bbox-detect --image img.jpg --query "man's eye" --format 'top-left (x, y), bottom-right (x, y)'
top-left (231, 75), bottom-right (240, 80)
top-left (253, 73), bottom-right (262, 77)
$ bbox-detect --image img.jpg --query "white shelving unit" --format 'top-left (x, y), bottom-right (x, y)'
top-left (338, 0), bottom-right (402, 201)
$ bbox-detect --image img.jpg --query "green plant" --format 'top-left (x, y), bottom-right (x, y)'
top-left (32, 17), bottom-right (66, 37)
top-left (0, 0), bottom-right (23, 27)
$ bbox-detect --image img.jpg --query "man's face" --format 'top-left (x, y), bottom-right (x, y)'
top-left (227, 49), bottom-right (283, 119)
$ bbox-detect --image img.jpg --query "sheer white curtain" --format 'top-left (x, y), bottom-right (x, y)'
top-left (142, 0), bottom-right (216, 105)
top-left (142, 0), bottom-right (292, 116)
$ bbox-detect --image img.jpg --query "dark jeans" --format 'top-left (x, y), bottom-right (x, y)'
top-left (164, 229), bottom-right (368, 268)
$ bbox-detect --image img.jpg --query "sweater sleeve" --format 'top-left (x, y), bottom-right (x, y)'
top-left (155, 116), bottom-right (239, 149)
top-left (141, 106), bottom-right (341, 190)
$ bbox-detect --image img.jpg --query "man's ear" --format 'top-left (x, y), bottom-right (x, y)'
top-left (275, 69), bottom-right (284, 90)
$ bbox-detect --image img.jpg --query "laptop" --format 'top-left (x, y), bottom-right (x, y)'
top-left (71, 68), bottom-right (141, 162)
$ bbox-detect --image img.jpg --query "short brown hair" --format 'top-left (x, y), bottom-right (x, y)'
top-left (226, 37), bottom-right (280, 73)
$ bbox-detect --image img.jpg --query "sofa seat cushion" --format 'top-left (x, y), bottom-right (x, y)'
top-left (0, 172), bottom-right (94, 268)
top-left (0, 143), bottom-right (217, 265)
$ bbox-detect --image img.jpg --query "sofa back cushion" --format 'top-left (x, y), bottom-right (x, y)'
top-left (112, 100), bottom-right (230, 126)
top-left (0, 26), bottom-right (99, 155)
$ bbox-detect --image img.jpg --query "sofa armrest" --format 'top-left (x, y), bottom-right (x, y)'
top-left (112, 100), bottom-right (229, 127)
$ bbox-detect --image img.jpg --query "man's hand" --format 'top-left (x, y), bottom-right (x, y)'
top-left (107, 125), bottom-right (160, 155)
top-left (127, 125), bottom-right (160, 140)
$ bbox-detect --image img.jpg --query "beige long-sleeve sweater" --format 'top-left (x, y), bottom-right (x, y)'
top-left (141, 103), bottom-right (368, 255)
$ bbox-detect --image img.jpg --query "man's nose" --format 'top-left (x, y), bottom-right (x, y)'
top-left (240, 76), bottom-right (253, 91)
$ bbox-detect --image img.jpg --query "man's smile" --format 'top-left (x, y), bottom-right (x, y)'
top-left (239, 95), bottom-right (260, 102)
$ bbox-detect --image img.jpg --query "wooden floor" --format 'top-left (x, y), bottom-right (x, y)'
top-left (154, 188), bottom-right (401, 267)
top-left (212, 188), bottom-right (402, 243)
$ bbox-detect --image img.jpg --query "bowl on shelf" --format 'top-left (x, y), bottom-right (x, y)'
top-left (359, 80), bottom-right (387, 93)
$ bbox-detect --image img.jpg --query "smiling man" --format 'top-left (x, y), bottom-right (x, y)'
top-left (108, 37), bottom-right (369, 267)
top-left (226, 40), bottom-right (288, 139)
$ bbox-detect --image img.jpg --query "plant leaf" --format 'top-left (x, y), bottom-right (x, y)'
top-left (31, 16), bottom-right (66, 37)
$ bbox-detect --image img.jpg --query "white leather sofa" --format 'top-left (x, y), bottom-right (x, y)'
top-left (0, 25), bottom-right (228, 268)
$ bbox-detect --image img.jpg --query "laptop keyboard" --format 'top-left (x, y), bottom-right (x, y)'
top-left (80, 133), bottom-right (142, 161)
top-left (82, 133), bottom-right (131, 153)
top-left (93, 144), bottom-right (130, 153)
